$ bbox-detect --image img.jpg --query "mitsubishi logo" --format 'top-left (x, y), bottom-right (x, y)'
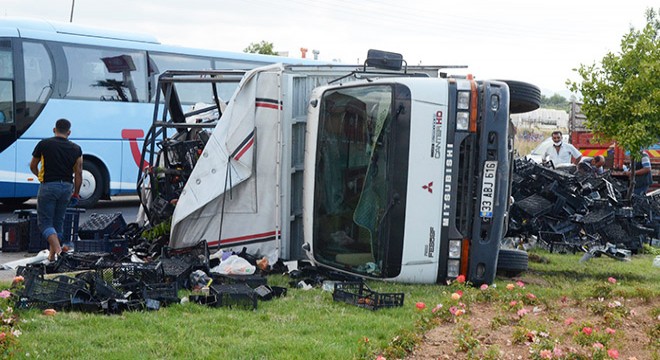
top-left (423, 181), bottom-right (433, 193)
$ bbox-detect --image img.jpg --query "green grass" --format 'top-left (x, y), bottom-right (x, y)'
top-left (5, 250), bottom-right (660, 359)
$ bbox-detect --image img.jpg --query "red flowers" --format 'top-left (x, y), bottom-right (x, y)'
top-left (456, 275), bottom-right (466, 284)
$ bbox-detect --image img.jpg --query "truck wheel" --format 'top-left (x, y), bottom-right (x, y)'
top-left (500, 80), bottom-right (541, 114)
top-left (78, 161), bottom-right (104, 208)
top-left (496, 248), bottom-right (529, 277)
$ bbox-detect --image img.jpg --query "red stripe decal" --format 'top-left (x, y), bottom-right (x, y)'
top-left (256, 102), bottom-right (282, 110)
top-left (207, 230), bottom-right (280, 247)
top-left (233, 138), bottom-right (254, 161)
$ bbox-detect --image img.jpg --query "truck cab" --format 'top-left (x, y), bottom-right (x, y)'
top-left (304, 74), bottom-right (539, 285)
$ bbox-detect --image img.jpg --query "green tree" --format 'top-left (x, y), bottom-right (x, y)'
top-left (243, 41), bottom-right (277, 55)
top-left (567, 8), bottom-right (660, 162)
top-left (540, 93), bottom-right (569, 111)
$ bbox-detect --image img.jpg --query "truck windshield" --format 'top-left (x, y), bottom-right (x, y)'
top-left (313, 84), bottom-right (409, 277)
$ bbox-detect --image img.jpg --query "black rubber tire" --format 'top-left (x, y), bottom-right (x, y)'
top-left (496, 248), bottom-right (529, 277)
top-left (499, 80), bottom-right (541, 114)
top-left (0, 197), bottom-right (30, 206)
top-left (78, 161), bottom-right (104, 208)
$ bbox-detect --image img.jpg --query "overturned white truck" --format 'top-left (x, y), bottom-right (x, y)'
top-left (156, 52), bottom-right (540, 285)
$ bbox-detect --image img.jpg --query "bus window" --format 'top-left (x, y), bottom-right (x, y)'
top-left (149, 53), bottom-right (214, 104)
top-left (0, 40), bottom-right (12, 79)
top-left (23, 42), bottom-right (53, 118)
top-left (0, 80), bottom-right (12, 123)
top-left (62, 45), bottom-right (147, 102)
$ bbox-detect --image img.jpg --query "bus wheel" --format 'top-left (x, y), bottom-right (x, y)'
top-left (496, 248), bottom-right (528, 277)
top-left (499, 80), bottom-right (541, 114)
top-left (0, 197), bottom-right (30, 206)
top-left (79, 162), bottom-right (104, 208)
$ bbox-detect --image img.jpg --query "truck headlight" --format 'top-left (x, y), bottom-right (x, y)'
top-left (457, 91), bottom-right (470, 110)
top-left (448, 240), bottom-right (461, 258)
top-left (447, 260), bottom-right (460, 278)
top-left (456, 111), bottom-right (469, 131)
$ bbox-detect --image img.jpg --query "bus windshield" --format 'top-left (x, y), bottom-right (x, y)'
top-left (312, 84), bottom-right (409, 278)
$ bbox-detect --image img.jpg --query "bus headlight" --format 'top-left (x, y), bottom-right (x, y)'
top-left (457, 91), bottom-right (470, 110)
top-left (447, 260), bottom-right (460, 278)
top-left (456, 111), bottom-right (469, 131)
top-left (448, 240), bottom-right (461, 258)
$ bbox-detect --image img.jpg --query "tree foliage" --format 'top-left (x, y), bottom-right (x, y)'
top-left (243, 41), bottom-right (277, 55)
top-left (567, 8), bottom-right (660, 161)
top-left (540, 93), bottom-right (569, 111)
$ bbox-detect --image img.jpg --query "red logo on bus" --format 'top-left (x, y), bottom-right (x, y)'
top-left (121, 129), bottom-right (150, 168)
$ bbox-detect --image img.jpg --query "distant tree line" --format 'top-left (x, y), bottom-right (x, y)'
top-left (540, 93), bottom-right (570, 111)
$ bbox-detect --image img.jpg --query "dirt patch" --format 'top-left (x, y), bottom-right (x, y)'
top-left (407, 297), bottom-right (658, 360)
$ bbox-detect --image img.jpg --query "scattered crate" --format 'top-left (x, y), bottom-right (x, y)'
top-left (332, 282), bottom-right (404, 310)
top-left (142, 282), bottom-right (179, 306)
top-left (12, 210), bottom-right (43, 252)
top-left (211, 273), bottom-right (267, 289)
top-left (20, 274), bottom-right (89, 310)
top-left (538, 231), bottom-right (574, 254)
top-left (1, 218), bottom-right (30, 252)
top-left (78, 213), bottom-right (126, 240)
top-left (161, 240), bottom-right (210, 271)
top-left (210, 283), bottom-right (257, 310)
top-left (75, 237), bottom-right (128, 257)
top-left (62, 208), bottom-right (85, 245)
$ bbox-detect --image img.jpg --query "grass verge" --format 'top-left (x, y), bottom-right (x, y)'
top-left (2, 250), bottom-right (659, 359)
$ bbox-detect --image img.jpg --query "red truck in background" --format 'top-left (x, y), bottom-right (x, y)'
top-left (568, 101), bottom-right (660, 184)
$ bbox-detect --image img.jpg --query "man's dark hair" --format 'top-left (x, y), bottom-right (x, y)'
top-left (594, 155), bottom-right (605, 163)
top-left (551, 130), bottom-right (562, 137)
top-left (55, 118), bottom-right (71, 133)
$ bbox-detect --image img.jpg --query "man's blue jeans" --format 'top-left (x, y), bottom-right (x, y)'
top-left (37, 181), bottom-right (73, 241)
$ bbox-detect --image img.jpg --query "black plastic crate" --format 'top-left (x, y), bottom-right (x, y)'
top-left (21, 274), bottom-right (89, 309)
top-left (142, 282), bottom-right (179, 305)
top-left (332, 282), bottom-right (404, 310)
top-left (161, 240), bottom-right (210, 271)
top-left (514, 194), bottom-right (553, 218)
top-left (160, 257), bottom-right (193, 289)
top-left (75, 237), bottom-right (128, 257)
top-left (210, 283), bottom-right (257, 310)
top-left (1, 218), bottom-right (29, 252)
top-left (78, 213), bottom-right (126, 240)
top-left (52, 252), bottom-right (112, 273)
top-left (211, 273), bottom-right (267, 289)
top-left (62, 208), bottom-right (85, 245)
top-left (538, 231), bottom-right (573, 253)
top-left (13, 210), bottom-right (43, 253)
top-left (97, 262), bottom-right (165, 292)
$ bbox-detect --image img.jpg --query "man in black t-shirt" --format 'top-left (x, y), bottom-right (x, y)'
top-left (30, 119), bottom-right (83, 261)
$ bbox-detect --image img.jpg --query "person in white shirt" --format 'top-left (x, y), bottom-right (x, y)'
top-left (543, 131), bottom-right (582, 165)
top-left (578, 155), bottom-right (605, 175)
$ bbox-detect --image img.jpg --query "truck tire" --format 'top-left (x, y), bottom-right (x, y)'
top-left (78, 161), bottom-right (104, 208)
top-left (496, 248), bottom-right (529, 277)
top-left (500, 80), bottom-right (541, 114)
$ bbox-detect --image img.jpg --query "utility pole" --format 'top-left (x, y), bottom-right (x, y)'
top-left (69, 0), bottom-right (75, 23)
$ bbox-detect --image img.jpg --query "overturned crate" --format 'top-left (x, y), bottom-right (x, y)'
top-left (332, 282), bottom-right (404, 310)
top-left (19, 273), bottom-right (90, 310)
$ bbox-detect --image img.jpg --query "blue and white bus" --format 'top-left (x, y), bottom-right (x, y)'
top-left (0, 17), bottom-right (322, 207)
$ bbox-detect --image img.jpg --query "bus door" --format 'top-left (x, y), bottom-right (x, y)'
top-left (0, 38), bottom-right (17, 199)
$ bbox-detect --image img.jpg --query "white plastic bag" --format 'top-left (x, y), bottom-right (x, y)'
top-left (653, 255), bottom-right (660, 268)
top-left (210, 255), bottom-right (256, 275)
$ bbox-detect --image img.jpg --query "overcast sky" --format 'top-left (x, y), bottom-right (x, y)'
top-left (1, 0), bottom-right (657, 96)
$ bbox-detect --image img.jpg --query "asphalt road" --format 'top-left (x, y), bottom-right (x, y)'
top-left (0, 196), bottom-right (141, 282)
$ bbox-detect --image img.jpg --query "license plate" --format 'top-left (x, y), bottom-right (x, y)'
top-left (479, 161), bottom-right (497, 218)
